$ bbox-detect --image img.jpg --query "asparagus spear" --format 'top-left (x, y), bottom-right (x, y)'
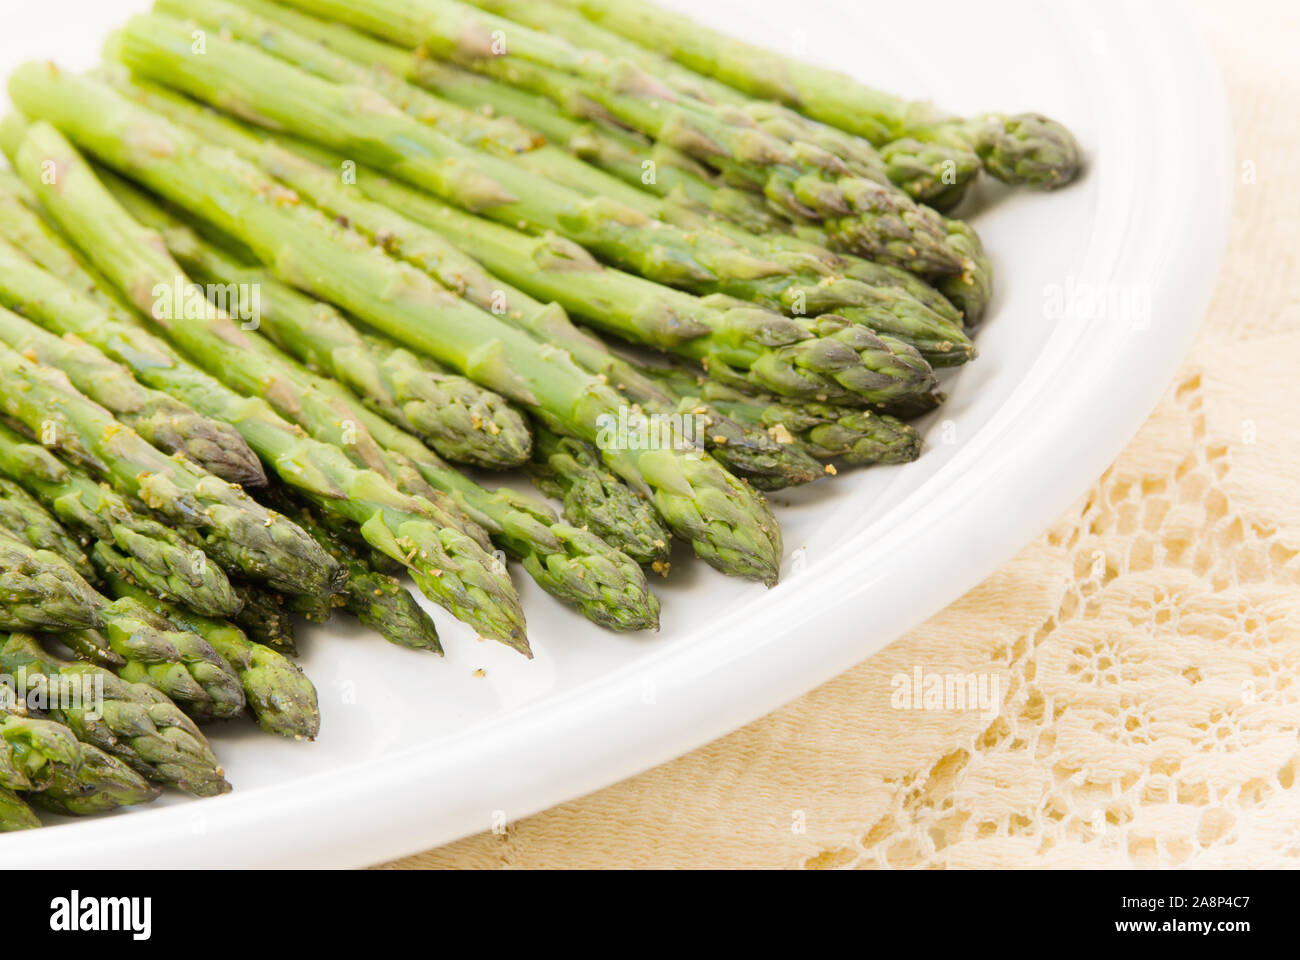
top-left (26, 741), bottom-right (162, 816)
top-left (269, 0), bottom-right (965, 274)
top-left (641, 370), bottom-right (923, 466)
top-left (109, 16), bottom-right (804, 290)
top-left (66, 594), bottom-right (246, 723)
top-left (104, 570), bottom-right (321, 740)
top-left (228, 582), bottom-right (298, 655)
top-left (0, 278), bottom-right (267, 488)
top-left (0, 478), bottom-right (93, 581)
top-left (332, 167), bottom-right (936, 406)
top-left (528, 424), bottom-right (671, 568)
top-left (0, 168), bottom-right (139, 324)
top-left (95, 177), bottom-right (659, 629)
top-left (8, 121), bottom-right (530, 648)
top-left (252, 490), bottom-right (442, 654)
top-left (0, 422), bottom-right (242, 619)
top-left (0, 530), bottom-right (102, 631)
top-left (544, 0), bottom-right (1082, 188)
top-left (10, 70), bottom-right (782, 584)
top-left (453, 0), bottom-right (981, 210)
top-left (0, 709), bottom-right (84, 792)
top-left (89, 99), bottom-right (862, 482)
top-left (0, 514), bottom-right (245, 720)
top-left (110, 16), bottom-right (972, 364)
top-left (210, 0), bottom-right (974, 337)
top-left (0, 632), bottom-right (230, 796)
top-left (0, 787), bottom-right (39, 831)
top-left (0, 331), bottom-right (337, 598)
top-left (106, 177), bottom-right (534, 471)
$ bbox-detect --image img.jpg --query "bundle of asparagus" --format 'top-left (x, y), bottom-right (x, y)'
top-left (0, 0), bottom-right (1078, 830)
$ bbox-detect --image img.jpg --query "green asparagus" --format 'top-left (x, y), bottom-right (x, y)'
top-left (99, 174), bottom-right (661, 631)
top-left (0, 632), bottom-right (230, 796)
top-left (26, 741), bottom-right (161, 816)
top-left (0, 168), bottom-right (140, 324)
top-left (204, 0), bottom-right (976, 354)
top-left (9, 119), bottom-right (531, 649)
top-left (269, 0), bottom-right (965, 274)
top-left (0, 422), bottom-right (242, 619)
top-left (0, 280), bottom-right (268, 488)
top-left (0, 332), bottom-right (338, 599)
top-left (110, 15), bottom-right (823, 290)
top-left (253, 489), bottom-right (442, 654)
top-left (528, 424), bottom-right (671, 568)
top-left (0, 477), bottom-right (93, 581)
top-left (0, 709), bottom-right (83, 792)
top-left (228, 582), bottom-right (298, 655)
top-left (105, 173), bottom-right (534, 471)
top-left (640, 369), bottom-right (923, 467)
top-left (8, 69), bottom-right (782, 584)
top-left (0, 787), bottom-right (39, 831)
top-left (105, 570), bottom-right (321, 739)
top-left (0, 529), bottom-right (102, 631)
top-left (546, 0), bottom-right (1082, 188)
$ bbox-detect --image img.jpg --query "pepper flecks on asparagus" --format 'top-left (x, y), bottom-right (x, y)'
top-left (0, 632), bottom-right (230, 797)
top-left (0, 330), bottom-right (338, 599)
top-left (0, 271), bottom-right (268, 489)
top-left (0, 422), bottom-right (242, 619)
top-left (103, 570), bottom-right (321, 740)
top-left (253, 489), bottom-right (443, 655)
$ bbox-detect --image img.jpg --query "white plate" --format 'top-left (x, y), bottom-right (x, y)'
top-left (0, 0), bottom-right (1230, 867)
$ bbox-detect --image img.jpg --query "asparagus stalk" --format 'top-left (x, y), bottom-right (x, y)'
top-left (0, 510), bottom-right (245, 720)
top-left (0, 529), bottom-right (102, 631)
top-left (252, 490), bottom-right (442, 654)
top-left (91, 98), bottom-right (838, 485)
top-left (229, 582), bottom-right (298, 655)
top-left (0, 275), bottom-right (267, 488)
top-left (333, 165), bottom-right (937, 406)
top-left (271, 0), bottom-right (965, 274)
top-left (0, 633), bottom-right (230, 796)
top-left (105, 174), bottom-right (534, 471)
top-left (208, 0), bottom-right (975, 340)
top-left (109, 15), bottom-right (801, 290)
top-left (455, 0), bottom-right (981, 209)
top-left (10, 69), bottom-right (782, 584)
top-left (0, 709), bottom-right (84, 793)
top-left (26, 742), bottom-right (162, 816)
top-left (100, 174), bottom-right (660, 630)
top-left (111, 15), bottom-right (972, 363)
top-left (545, 0), bottom-right (1082, 188)
top-left (0, 168), bottom-right (139, 324)
top-left (8, 122), bottom-right (531, 647)
top-left (104, 569), bottom-right (321, 740)
top-left (0, 787), bottom-right (39, 831)
top-left (0, 478), bottom-right (93, 581)
top-left (528, 423), bottom-right (671, 568)
top-left (0, 422), bottom-right (242, 619)
top-left (0, 330), bottom-right (337, 599)
top-left (639, 369), bottom-right (923, 467)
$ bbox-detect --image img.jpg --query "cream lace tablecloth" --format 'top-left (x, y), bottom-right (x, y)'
top-left (385, 0), bottom-right (1299, 869)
